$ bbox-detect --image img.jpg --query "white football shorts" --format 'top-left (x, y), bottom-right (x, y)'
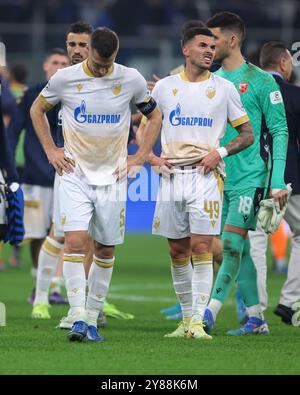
top-left (52, 173), bottom-right (64, 238)
top-left (22, 184), bottom-right (54, 239)
top-left (152, 168), bottom-right (223, 239)
top-left (59, 169), bottom-right (127, 246)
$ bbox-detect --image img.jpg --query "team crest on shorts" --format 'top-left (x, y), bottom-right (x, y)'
top-left (238, 82), bottom-right (248, 93)
top-left (153, 216), bottom-right (160, 230)
top-left (76, 84), bottom-right (83, 92)
top-left (119, 208), bottom-right (125, 235)
top-left (205, 87), bottom-right (216, 99)
top-left (60, 214), bottom-right (66, 225)
top-left (112, 81), bottom-right (122, 95)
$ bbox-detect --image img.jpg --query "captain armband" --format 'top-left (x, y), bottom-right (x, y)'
top-left (136, 96), bottom-right (157, 116)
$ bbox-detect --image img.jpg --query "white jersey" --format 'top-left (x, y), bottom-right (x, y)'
top-left (40, 60), bottom-right (150, 186)
top-left (151, 70), bottom-right (249, 171)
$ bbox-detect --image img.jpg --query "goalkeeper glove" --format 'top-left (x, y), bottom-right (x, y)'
top-left (3, 183), bottom-right (25, 245)
top-left (258, 184), bottom-right (292, 234)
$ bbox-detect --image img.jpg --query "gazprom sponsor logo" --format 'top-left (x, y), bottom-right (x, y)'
top-left (169, 103), bottom-right (213, 127)
top-left (74, 100), bottom-right (121, 124)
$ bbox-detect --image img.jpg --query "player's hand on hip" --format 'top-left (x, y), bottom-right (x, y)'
top-left (46, 147), bottom-right (75, 176)
top-left (127, 154), bottom-right (145, 179)
top-left (148, 155), bottom-right (174, 178)
top-left (197, 150), bottom-right (222, 175)
top-left (269, 188), bottom-right (288, 212)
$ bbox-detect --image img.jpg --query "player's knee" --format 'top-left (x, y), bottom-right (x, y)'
top-left (65, 233), bottom-right (89, 254)
top-left (169, 244), bottom-right (190, 260)
top-left (222, 239), bottom-right (239, 257)
top-left (242, 238), bottom-right (251, 256)
top-left (191, 237), bottom-right (213, 255)
top-left (94, 242), bottom-right (114, 259)
top-left (222, 233), bottom-right (242, 259)
top-left (212, 237), bottom-right (223, 264)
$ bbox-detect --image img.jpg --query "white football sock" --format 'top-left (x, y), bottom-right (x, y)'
top-left (50, 276), bottom-right (65, 294)
top-left (170, 257), bottom-right (193, 319)
top-left (208, 299), bottom-right (223, 321)
top-left (63, 253), bottom-right (86, 321)
top-left (191, 254), bottom-right (213, 322)
top-left (34, 237), bottom-right (63, 306)
top-left (247, 304), bottom-right (264, 320)
top-left (86, 256), bottom-right (115, 326)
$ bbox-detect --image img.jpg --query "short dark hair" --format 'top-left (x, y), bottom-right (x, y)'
top-left (260, 41), bottom-right (289, 69)
top-left (206, 12), bottom-right (246, 45)
top-left (181, 20), bottom-right (205, 37)
top-left (45, 47), bottom-right (68, 60)
top-left (67, 21), bottom-right (93, 36)
top-left (181, 27), bottom-right (214, 47)
top-left (9, 64), bottom-right (28, 84)
top-left (91, 27), bottom-right (119, 58)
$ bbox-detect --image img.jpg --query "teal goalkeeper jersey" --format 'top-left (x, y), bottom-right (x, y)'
top-left (216, 62), bottom-right (288, 190)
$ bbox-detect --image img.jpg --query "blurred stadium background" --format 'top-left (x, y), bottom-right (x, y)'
top-left (0, 0), bottom-right (300, 82)
top-left (1, 0), bottom-right (299, 233)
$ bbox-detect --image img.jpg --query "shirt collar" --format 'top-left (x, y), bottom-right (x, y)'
top-left (179, 69), bottom-right (210, 82)
top-left (268, 70), bottom-right (284, 80)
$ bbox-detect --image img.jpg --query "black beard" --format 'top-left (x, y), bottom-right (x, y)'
top-left (213, 51), bottom-right (227, 63)
top-left (191, 61), bottom-right (211, 71)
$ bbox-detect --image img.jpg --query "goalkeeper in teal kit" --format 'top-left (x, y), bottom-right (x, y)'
top-left (202, 12), bottom-right (289, 335)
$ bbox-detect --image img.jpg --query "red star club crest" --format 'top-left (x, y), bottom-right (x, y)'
top-left (238, 82), bottom-right (248, 93)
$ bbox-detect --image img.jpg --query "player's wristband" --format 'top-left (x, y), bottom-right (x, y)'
top-left (216, 147), bottom-right (228, 159)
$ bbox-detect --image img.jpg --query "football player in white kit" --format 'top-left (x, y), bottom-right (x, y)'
top-left (31, 22), bottom-right (134, 326)
top-left (30, 27), bottom-right (162, 342)
top-left (30, 22), bottom-right (93, 321)
top-left (138, 26), bottom-right (254, 339)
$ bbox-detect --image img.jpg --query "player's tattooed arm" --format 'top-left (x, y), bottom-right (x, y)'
top-left (199, 121), bottom-right (254, 174)
top-left (225, 121), bottom-right (254, 156)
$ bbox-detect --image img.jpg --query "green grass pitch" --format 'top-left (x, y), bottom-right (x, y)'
top-left (0, 234), bottom-right (299, 375)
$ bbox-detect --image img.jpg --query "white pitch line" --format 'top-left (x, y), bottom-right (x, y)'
top-left (108, 291), bottom-right (277, 308)
top-left (108, 293), bottom-right (176, 302)
top-left (110, 283), bottom-right (172, 291)
top-left (109, 283), bottom-right (278, 307)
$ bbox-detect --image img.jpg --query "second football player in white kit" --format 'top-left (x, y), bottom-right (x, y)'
top-left (139, 26), bottom-right (253, 340)
top-left (31, 27), bottom-right (162, 342)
